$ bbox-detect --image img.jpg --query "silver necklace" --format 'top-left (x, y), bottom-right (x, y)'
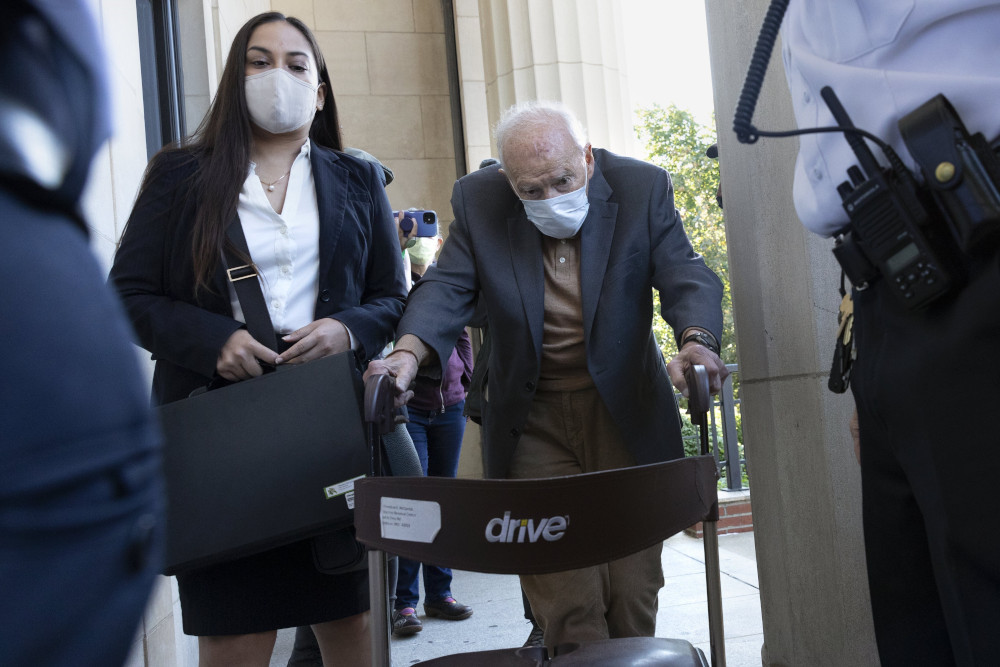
top-left (259, 170), bottom-right (290, 192)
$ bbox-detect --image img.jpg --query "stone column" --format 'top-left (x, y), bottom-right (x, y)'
top-left (702, 1), bottom-right (879, 664)
top-left (465, 0), bottom-right (633, 156)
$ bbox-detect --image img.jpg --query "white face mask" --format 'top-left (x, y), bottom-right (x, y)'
top-left (245, 68), bottom-right (319, 135)
top-left (520, 176), bottom-right (590, 239)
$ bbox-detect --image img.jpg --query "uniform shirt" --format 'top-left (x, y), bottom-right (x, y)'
top-left (229, 140), bottom-right (319, 334)
top-left (781, 1), bottom-right (1000, 236)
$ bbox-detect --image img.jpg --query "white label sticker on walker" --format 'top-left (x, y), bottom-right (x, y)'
top-left (380, 497), bottom-right (441, 543)
top-left (324, 475), bottom-right (365, 503)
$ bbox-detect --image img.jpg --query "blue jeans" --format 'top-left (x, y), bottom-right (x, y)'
top-left (395, 400), bottom-right (466, 608)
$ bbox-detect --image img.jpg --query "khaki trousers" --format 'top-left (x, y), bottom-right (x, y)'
top-left (508, 386), bottom-right (664, 649)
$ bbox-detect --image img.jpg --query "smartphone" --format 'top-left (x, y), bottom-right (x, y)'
top-left (393, 209), bottom-right (438, 237)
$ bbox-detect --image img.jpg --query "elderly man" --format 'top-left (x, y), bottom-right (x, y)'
top-left (366, 101), bottom-right (726, 647)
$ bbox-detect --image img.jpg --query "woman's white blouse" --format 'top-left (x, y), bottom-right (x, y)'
top-left (229, 140), bottom-right (319, 334)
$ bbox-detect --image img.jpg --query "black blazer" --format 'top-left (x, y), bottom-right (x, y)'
top-left (399, 149), bottom-right (724, 478)
top-left (110, 143), bottom-right (407, 404)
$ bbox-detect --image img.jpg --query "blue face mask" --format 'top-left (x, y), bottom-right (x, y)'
top-left (520, 176), bottom-right (590, 239)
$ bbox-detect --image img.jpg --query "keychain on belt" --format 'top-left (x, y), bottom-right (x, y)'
top-left (828, 272), bottom-right (855, 394)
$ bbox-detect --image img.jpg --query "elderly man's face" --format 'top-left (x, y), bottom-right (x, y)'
top-left (501, 127), bottom-right (594, 201)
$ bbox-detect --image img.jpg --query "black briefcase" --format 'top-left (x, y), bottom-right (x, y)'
top-left (158, 351), bottom-right (370, 575)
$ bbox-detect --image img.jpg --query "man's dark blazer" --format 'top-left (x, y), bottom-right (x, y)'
top-left (109, 143), bottom-right (407, 404)
top-left (399, 148), bottom-right (724, 479)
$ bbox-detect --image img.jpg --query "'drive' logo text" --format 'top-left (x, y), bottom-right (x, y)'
top-left (485, 511), bottom-right (568, 543)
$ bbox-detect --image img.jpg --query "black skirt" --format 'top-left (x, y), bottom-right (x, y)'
top-left (176, 538), bottom-right (369, 636)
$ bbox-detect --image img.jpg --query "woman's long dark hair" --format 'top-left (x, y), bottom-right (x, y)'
top-left (146, 12), bottom-right (343, 294)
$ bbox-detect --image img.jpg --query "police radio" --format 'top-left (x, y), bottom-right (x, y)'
top-left (821, 87), bottom-right (959, 309)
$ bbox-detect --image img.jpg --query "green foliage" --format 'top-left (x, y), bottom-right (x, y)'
top-left (637, 104), bottom-right (746, 489)
top-left (676, 397), bottom-right (747, 490)
top-left (634, 104), bottom-right (735, 366)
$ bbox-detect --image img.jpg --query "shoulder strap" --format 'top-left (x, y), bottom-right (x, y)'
top-left (223, 220), bottom-right (278, 352)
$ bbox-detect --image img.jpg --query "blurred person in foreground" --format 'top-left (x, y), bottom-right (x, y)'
top-left (366, 100), bottom-right (727, 648)
top-left (109, 12), bottom-right (405, 666)
top-left (0, 1), bottom-right (163, 665)
top-left (776, 3), bottom-right (1000, 665)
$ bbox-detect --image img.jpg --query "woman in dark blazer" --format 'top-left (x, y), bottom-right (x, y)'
top-left (109, 12), bottom-right (405, 666)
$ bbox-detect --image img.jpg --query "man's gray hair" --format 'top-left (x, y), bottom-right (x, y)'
top-left (494, 101), bottom-right (588, 168)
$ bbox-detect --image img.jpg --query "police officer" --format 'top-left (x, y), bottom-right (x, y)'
top-left (779, 3), bottom-right (1000, 665)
